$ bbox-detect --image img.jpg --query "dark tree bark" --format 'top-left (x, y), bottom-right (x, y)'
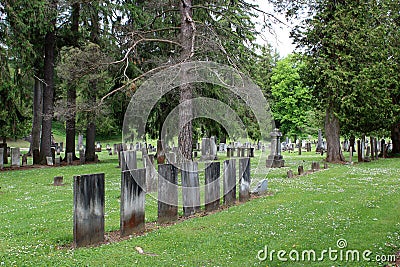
top-left (64, 2), bottom-right (80, 161)
top-left (84, 4), bottom-right (100, 163)
top-left (85, 80), bottom-right (97, 162)
top-left (391, 123), bottom-right (400, 154)
top-left (325, 107), bottom-right (345, 162)
top-left (85, 121), bottom-right (96, 162)
top-left (39, 4), bottom-right (57, 164)
top-left (31, 76), bottom-right (43, 164)
top-left (178, 0), bottom-right (194, 161)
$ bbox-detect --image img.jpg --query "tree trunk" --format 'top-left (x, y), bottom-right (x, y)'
top-left (85, 80), bottom-right (97, 162)
top-left (31, 77), bottom-right (43, 164)
top-left (391, 123), bottom-right (400, 154)
top-left (64, 2), bottom-right (80, 161)
top-left (39, 7), bottom-right (56, 164)
top-left (178, 0), bottom-right (194, 161)
top-left (84, 5), bottom-right (99, 163)
top-left (325, 107), bottom-right (345, 162)
top-left (85, 122), bottom-right (96, 162)
top-left (65, 83), bottom-right (78, 160)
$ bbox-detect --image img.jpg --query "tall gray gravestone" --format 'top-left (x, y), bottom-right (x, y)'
top-left (266, 128), bottom-right (284, 168)
top-left (239, 158), bottom-right (251, 202)
top-left (158, 164), bottom-right (178, 223)
top-left (120, 168), bottom-right (146, 237)
top-left (223, 159), bottom-right (236, 205)
top-left (182, 161), bottom-right (200, 216)
top-left (0, 148), bottom-right (3, 169)
top-left (205, 161), bottom-right (220, 212)
top-left (143, 154), bottom-right (157, 192)
top-left (121, 150), bottom-right (137, 171)
top-left (316, 129), bottom-right (323, 152)
top-left (67, 152), bottom-right (73, 165)
top-left (11, 148), bottom-right (20, 167)
top-left (73, 173), bottom-right (105, 247)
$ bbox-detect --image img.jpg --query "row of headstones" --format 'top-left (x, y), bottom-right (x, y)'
top-left (0, 147), bottom-right (21, 168)
top-left (282, 141), bottom-right (313, 154)
top-left (343, 137), bottom-right (390, 162)
top-left (73, 157), bottom-right (251, 247)
top-left (287, 162), bottom-right (328, 178)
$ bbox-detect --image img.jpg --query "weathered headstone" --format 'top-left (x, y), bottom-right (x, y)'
top-left (250, 147), bottom-right (255, 157)
top-left (365, 146), bottom-right (371, 162)
top-left (239, 158), bottom-right (251, 202)
top-left (158, 164), bottom-right (178, 223)
top-left (182, 161), bottom-right (200, 216)
top-left (143, 154), bottom-right (157, 192)
top-left (361, 134), bottom-right (366, 161)
top-left (298, 165), bottom-right (304, 176)
top-left (324, 163), bottom-right (328, 169)
top-left (266, 128), bottom-right (285, 168)
top-left (0, 143), bottom-right (7, 164)
top-left (311, 162), bottom-right (320, 171)
top-left (121, 150), bottom-right (137, 171)
top-left (251, 179), bottom-right (268, 195)
top-left (287, 169), bottom-right (294, 178)
top-left (120, 169), bottom-right (146, 237)
top-left (73, 173), bottom-right (105, 247)
top-left (95, 142), bottom-right (102, 152)
top-left (78, 134), bottom-right (83, 150)
top-left (67, 152), bottom-right (73, 165)
top-left (55, 156), bottom-right (61, 166)
top-left (205, 161), bottom-right (220, 212)
top-left (46, 156), bottom-right (54, 166)
top-left (316, 129), bottom-right (323, 152)
top-left (223, 159), bottom-right (236, 205)
top-left (0, 148), bottom-right (3, 169)
top-left (201, 138), bottom-right (215, 160)
top-left (219, 143), bottom-right (225, 152)
top-left (79, 150), bottom-right (85, 165)
top-left (11, 148), bottom-right (20, 167)
top-left (53, 176), bottom-right (63, 186)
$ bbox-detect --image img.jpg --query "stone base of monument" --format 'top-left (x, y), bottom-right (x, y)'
top-left (266, 155), bottom-right (285, 168)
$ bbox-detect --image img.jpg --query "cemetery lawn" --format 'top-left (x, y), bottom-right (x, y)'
top-left (1, 151), bottom-right (400, 266)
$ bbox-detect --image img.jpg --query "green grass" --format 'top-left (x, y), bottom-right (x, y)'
top-left (1, 150), bottom-right (400, 266)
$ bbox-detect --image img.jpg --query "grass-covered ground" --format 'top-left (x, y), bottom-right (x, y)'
top-left (1, 149), bottom-right (400, 266)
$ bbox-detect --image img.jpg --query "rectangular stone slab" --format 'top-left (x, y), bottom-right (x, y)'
top-left (120, 169), bottom-right (146, 237)
top-left (239, 158), bottom-right (251, 202)
top-left (223, 159), bottom-right (236, 205)
top-left (205, 161), bottom-right (220, 212)
top-left (158, 164), bottom-right (178, 223)
top-left (182, 161), bottom-right (200, 216)
top-left (73, 173), bottom-right (105, 247)
top-left (11, 147), bottom-right (20, 167)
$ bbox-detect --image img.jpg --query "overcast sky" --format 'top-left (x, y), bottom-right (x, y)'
top-left (252, 1), bottom-right (297, 57)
